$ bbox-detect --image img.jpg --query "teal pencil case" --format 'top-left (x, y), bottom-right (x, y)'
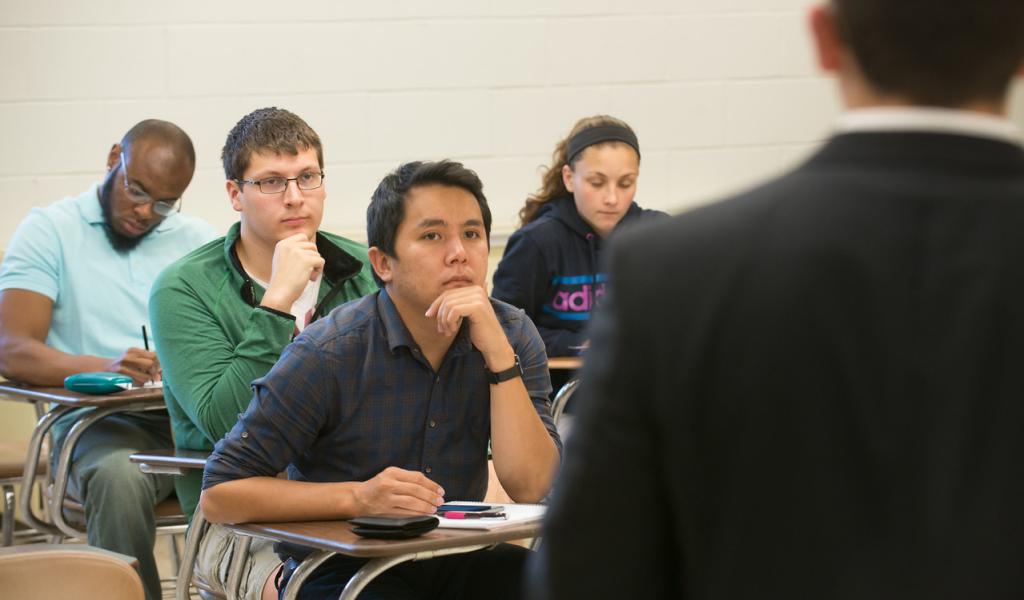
top-left (64, 372), bottom-right (133, 394)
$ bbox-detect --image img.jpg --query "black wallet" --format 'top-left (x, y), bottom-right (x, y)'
top-left (350, 515), bottom-right (439, 539)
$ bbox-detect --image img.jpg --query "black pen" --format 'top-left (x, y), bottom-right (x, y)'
top-left (142, 325), bottom-right (150, 351)
top-left (440, 510), bottom-right (507, 520)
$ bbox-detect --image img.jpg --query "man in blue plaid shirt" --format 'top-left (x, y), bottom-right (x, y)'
top-left (201, 160), bottom-right (562, 599)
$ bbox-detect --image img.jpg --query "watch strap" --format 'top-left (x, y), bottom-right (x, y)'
top-left (486, 354), bottom-right (523, 384)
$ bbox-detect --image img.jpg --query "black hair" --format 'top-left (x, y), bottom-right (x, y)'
top-left (367, 160), bottom-right (492, 286)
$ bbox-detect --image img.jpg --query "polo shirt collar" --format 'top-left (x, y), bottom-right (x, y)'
top-left (79, 183), bottom-right (105, 225)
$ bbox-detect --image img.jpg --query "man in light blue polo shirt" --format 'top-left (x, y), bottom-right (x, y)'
top-left (0, 119), bottom-right (215, 600)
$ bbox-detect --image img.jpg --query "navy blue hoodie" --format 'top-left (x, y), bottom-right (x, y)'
top-left (492, 196), bottom-right (666, 357)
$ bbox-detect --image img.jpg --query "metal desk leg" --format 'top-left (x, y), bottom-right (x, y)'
top-left (337, 544), bottom-right (490, 600)
top-left (18, 404), bottom-right (75, 537)
top-left (226, 531), bottom-right (252, 599)
top-left (50, 405), bottom-right (133, 538)
top-left (176, 509), bottom-right (209, 600)
top-left (280, 543), bottom-right (481, 600)
top-left (337, 554), bottom-right (418, 600)
top-left (281, 550), bottom-right (335, 600)
top-left (2, 484), bottom-right (13, 546)
top-left (551, 378), bottom-right (580, 427)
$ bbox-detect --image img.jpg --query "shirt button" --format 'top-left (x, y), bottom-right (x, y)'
top-left (240, 431), bottom-right (249, 439)
top-left (425, 466), bottom-right (432, 474)
top-left (429, 420), bottom-right (437, 429)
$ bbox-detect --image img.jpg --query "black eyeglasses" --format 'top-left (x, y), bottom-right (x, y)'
top-left (120, 151), bottom-right (181, 217)
top-left (236, 172), bottom-right (325, 194)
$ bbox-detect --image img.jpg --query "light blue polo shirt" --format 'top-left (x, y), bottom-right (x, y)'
top-left (0, 183), bottom-right (217, 359)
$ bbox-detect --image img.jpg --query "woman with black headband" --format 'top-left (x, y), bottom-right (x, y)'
top-left (492, 115), bottom-right (666, 365)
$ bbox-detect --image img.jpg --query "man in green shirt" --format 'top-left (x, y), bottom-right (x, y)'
top-left (149, 107), bottom-right (377, 600)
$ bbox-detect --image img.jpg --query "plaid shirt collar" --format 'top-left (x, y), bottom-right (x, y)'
top-left (376, 287), bottom-right (475, 359)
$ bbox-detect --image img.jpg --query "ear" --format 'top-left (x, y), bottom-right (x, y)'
top-left (106, 143), bottom-right (122, 172)
top-left (226, 179), bottom-right (244, 213)
top-left (561, 164), bottom-right (575, 194)
top-left (367, 247), bottom-right (394, 285)
top-left (809, 4), bottom-right (842, 73)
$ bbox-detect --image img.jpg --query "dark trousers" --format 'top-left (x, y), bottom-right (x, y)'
top-left (279, 543), bottom-right (527, 600)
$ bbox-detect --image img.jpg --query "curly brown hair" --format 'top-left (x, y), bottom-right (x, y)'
top-left (518, 115), bottom-right (639, 227)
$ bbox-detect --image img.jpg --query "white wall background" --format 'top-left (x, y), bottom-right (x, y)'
top-left (2, 0), bottom-right (1023, 249)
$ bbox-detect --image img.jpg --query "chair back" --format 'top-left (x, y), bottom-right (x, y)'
top-left (0, 543), bottom-right (144, 600)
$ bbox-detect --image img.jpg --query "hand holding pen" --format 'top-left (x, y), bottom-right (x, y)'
top-left (103, 346), bottom-right (159, 386)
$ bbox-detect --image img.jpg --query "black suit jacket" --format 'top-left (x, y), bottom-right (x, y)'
top-left (532, 132), bottom-right (1024, 599)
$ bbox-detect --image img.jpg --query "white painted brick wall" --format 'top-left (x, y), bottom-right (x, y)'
top-left (2, 0), bottom-right (1023, 248)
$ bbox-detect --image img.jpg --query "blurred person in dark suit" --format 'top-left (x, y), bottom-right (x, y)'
top-left (530, 1), bottom-right (1024, 598)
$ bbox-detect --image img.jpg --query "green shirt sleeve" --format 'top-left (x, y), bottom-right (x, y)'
top-left (150, 269), bottom-right (295, 447)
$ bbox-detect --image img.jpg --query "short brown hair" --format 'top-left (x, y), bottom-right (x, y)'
top-left (221, 107), bottom-right (323, 180)
top-left (834, 0), bottom-right (1024, 107)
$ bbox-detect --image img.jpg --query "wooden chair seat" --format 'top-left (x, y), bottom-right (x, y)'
top-left (0, 440), bottom-right (46, 480)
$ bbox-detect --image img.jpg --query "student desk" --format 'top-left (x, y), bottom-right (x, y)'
top-left (128, 450), bottom-right (541, 600)
top-left (547, 356), bottom-right (582, 371)
top-left (129, 448), bottom-right (214, 600)
top-left (129, 448), bottom-right (209, 476)
top-left (0, 382), bottom-right (166, 539)
top-left (227, 517), bottom-right (542, 600)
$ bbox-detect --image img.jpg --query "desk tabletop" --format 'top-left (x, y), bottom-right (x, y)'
top-left (128, 448), bottom-right (209, 470)
top-left (547, 356), bottom-right (582, 371)
top-left (0, 381), bottom-right (164, 407)
top-left (228, 518), bottom-right (541, 559)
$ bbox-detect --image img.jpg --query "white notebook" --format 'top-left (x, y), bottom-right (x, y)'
top-left (436, 502), bottom-right (546, 530)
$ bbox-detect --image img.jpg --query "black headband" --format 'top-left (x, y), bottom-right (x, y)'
top-left (566, 124), bottom-right (640, 163)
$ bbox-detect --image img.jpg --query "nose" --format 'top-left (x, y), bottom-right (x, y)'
top-left (604, 185), bottom-right (620, 206)
top-left (283, 179), bottom-right (304, 206)
top-left (446, 237), bottom-right (468, 265)
top-left (133, 199), bottom-right (156, 221)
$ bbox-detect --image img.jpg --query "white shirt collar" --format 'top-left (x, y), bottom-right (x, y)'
top-left (836, 107), bottom-right (1021, 145)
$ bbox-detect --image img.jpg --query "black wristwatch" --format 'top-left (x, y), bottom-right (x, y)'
top-left (486, 354), bottom-right (524, 385)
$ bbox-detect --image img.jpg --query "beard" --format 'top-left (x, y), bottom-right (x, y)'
top-left (99, 174), bottom-right (155, 253)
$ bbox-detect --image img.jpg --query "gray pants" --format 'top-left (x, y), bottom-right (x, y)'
top-left (54, 411), bottom-right (175, 600)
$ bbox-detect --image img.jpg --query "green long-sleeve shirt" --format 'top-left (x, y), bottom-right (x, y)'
top-left (149, 222), bottom-right (377, 519)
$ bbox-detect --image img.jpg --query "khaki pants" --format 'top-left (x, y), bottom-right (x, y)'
top-left (197, 522), bottom-right (282, 600)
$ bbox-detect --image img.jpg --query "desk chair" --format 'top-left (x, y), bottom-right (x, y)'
top-left (551, 377), bottom-right (580, 434)
top-left (43, 409), bottom-right (189, 599)
top-left (0, 543), bottom-right (145, 600)
top-left (129, 449), bottom-right (246, 600)
top-left (48, 404), bottom-right (188, 539)
top-left (174, 506), bottom-right (253, 600)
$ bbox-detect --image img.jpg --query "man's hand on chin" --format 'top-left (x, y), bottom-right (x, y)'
top-left (425, 285), bottom-right (514, 368)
